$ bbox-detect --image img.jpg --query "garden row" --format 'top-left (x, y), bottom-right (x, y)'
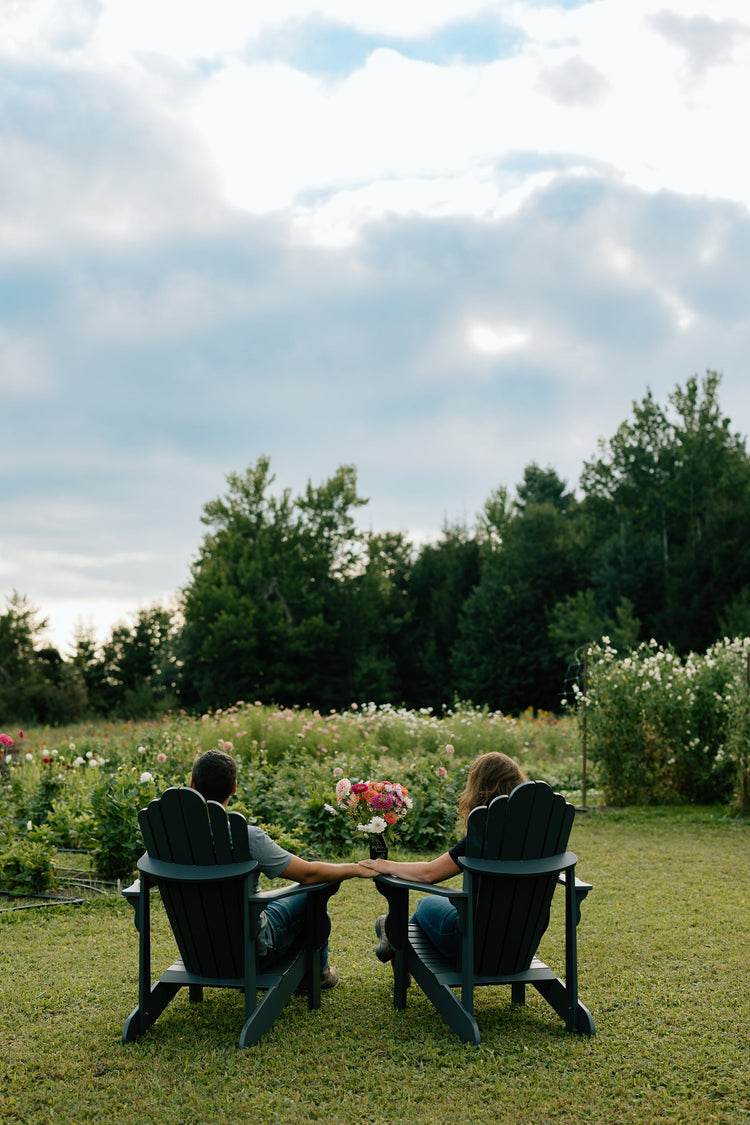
top-left (0, 702), bottom-right (582, 892)
top-left (3, 632), bottom-right (749, 896)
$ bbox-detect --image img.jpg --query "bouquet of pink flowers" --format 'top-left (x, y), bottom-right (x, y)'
top-left (332, 777), bottom-right (412, 840)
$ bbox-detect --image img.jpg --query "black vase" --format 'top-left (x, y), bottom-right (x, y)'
top-left (369, 835), bottom-right (388, 861)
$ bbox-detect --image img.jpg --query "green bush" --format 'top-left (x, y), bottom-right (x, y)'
top-left (87, 768), bottom-right (161, 881)
top-left (582, 637), bottom-right (747, 805)
top-left (0, 824), bottom-right (57, 893)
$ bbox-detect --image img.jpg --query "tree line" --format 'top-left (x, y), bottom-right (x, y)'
top-left (3, 372), bottom-right (750, 724)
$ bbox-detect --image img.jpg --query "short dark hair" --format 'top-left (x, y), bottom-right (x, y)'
top-left (191, 749), bottom-right (237, 803)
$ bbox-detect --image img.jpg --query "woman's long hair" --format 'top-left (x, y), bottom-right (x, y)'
top-left (457, 751), bottom-right (527, 826)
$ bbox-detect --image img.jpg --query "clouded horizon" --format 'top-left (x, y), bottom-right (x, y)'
top-left (2, 0), bottom-right (750, 653)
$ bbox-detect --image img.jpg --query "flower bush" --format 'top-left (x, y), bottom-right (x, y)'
top-left (579, 637), bottom-right (748, 806)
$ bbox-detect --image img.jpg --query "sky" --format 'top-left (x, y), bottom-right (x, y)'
top-left (2, 0), bottom-right (750, 654)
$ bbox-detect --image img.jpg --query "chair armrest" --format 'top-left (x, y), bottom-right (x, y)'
top-left (374, 873), bottom-right (465, 899)
top-left (459, 851), bottom-right (577, 877)
top-left (250, 880), bottom-right (342, 902)
top-left (138, 854), bottom-right (259, 883)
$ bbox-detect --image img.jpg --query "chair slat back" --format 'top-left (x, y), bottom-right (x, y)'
top-left (466, 781), bottom-right (575, 976)
top-left (138, 787), bottom-right (253, 978)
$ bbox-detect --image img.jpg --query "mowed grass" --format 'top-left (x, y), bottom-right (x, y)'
top-left (1, 806), bottom-right (748, 1125)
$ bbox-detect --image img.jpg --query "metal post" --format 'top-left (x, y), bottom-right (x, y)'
top-left (581, 645), bottom-right (588, 810)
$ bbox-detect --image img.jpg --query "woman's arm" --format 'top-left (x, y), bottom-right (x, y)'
top-left (358, 851), bottom-right (460, 884)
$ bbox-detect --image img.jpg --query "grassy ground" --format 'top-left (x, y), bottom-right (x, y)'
top-left (1, 806), bottom-right (748, 1125)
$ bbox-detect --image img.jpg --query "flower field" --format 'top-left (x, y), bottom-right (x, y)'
top-left (0, 702), bottom-right (587, 893)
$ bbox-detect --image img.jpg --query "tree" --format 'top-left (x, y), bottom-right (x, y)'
top-left (454, 466), bottom-right (584, 712)
top-left (0, 592), bottom-right (86, 722)
top-left (96, 605), bottom-right (178, 716)
top-left (402, 524), bottom-right (480, 710)
top-left (179, 457), bottom-right (368, 709)
top-left (581, 372), bottom-right (750, 651)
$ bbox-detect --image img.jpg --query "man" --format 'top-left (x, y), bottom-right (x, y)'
top-left (190, 749), bottom-right (374, 989)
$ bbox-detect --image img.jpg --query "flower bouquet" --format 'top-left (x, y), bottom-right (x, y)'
top-left (331, 777), bottom-right (412, 858)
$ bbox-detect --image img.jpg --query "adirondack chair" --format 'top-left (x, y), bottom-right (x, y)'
top-left (122, 786), bottom-right (340, 1048)
top-left (374, 780), bottom-right (594, 1044)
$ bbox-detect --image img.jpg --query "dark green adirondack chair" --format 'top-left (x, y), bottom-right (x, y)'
top-left (374, 780), bottom-right (594, 1044)
top-left (122, 786), bottom-right (340, 1048)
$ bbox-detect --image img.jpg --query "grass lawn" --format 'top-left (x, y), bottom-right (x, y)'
top-left (1, 806), bottom-right (748, 1125)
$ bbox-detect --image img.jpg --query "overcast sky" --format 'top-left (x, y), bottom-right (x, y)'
top-left (2, 0), bottom-right (750, 653)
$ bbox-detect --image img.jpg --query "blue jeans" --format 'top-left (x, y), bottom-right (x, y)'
top-left (257, 893), bottom-right (329, 969)
top-left (411, 895), bottom-right (459, 960)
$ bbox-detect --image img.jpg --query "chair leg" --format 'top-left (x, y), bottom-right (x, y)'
top-left (122, 982), bottom-right (182, 1043)
top-left (511, 982), bottom-right (526, 1005)
top-left (412, 964), bottom-right (481, 1045)
top-left (533, 978), bottom-right (595, 1035)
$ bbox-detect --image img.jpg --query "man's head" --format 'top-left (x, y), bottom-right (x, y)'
top-left (190, 749), bottom-right (237, 805)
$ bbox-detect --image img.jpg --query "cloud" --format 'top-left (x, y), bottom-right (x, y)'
top-left (649, 10), bottom-right (750, 78)
top-left (2, 0), bottom-right (750, 652)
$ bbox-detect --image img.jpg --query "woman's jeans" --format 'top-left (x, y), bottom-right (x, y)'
top-left (411, 895), bottom-right (459, 960)
top-left (257, 893), bottom-right (329, 969)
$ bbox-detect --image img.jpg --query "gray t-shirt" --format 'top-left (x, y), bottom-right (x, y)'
top-left (246, 825), bottom-right (293, 957)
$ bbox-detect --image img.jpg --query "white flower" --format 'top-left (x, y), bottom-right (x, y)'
top-left (140, 771), bottom-right (153, 783)
top-left (85, 751), bottom-right (93, 759)
top-left (323, 803), bottom-right (338, 815)
top-left (357, 816), bottom-right (387, 835)
top-left (88, 758), bottom-right (99, 767)
top-left (25, 753), bottom-right (33, 761)
top-left (335, 777), bottom-right (352, 799)
top-left (137, 746), bottom-right (146, 754)
top-left (26, 820), bottom-right (33, 831)
top-left (73, 756), bottom-right (85, 767)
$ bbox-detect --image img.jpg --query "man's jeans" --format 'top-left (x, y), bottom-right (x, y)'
top-left (258, 893), bottom-right (329, 969)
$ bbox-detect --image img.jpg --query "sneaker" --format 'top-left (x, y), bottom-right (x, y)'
top-left (375, 915), bottom-right (394, 963)
top-left (296, 964), bottom-right (340, 993)
top-left (320, 965), bottom-right (340, 990)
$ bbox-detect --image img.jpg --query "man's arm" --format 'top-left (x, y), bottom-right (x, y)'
top-left (281, 855), bottom-right (376, 885)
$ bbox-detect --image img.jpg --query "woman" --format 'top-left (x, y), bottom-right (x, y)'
top-left (360, 751), bottom-right (527, 961)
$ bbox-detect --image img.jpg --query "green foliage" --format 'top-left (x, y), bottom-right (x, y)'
top-left (88, 768), bottom-right (161, 881)
top-left (0, 823), bottom-right (57, 893)
top-left (582, 637), bottom-right (745, 805)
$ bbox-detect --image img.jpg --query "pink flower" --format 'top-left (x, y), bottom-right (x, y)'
top-left (0, 733), bottom-right (14, 748)
top-left (18, 730), bottom-right (24, 739)
top-left (372, 792), bottom-right (394, 810)
top-left (445, 744), bottom-right (454, 755)
top-left (436, 766), bottom-right (448, 778)
top-left (157, 752), bottom-right (167, 763)
top-left (333, 767), bottom-right (343, 777)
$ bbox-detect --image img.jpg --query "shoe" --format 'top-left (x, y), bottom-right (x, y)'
top-left (375, 915), bottom-right (394, 963)
top-left (320, 965), bottom-right (340, 990)
top-left (296, 964), bottom-right (340, 993)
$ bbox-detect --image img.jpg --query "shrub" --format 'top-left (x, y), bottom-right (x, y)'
top-left (0, 824), bottom-right (57, 893)
top-left (581, 637), bottom-right (747, 805)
